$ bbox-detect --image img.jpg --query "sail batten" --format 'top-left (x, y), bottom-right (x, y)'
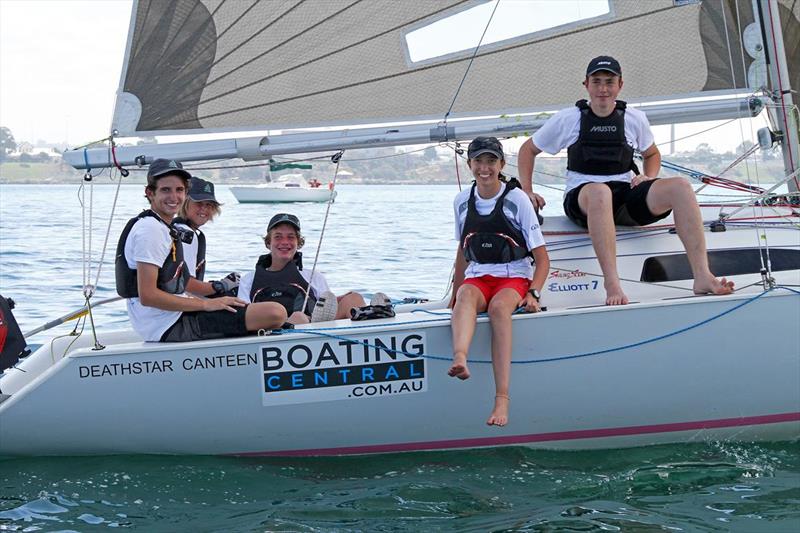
top-left (110, 0), bottom-right (798, 137)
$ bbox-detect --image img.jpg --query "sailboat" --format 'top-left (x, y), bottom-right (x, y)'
top-left (0, 0), bottom-right (798, 456)
top-left (229, 159), bottom-right (338, 203)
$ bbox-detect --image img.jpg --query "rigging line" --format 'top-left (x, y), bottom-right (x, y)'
top-left (301, 151), bottom-right (345, 315)
top-left (442, 0), bottom-right (500, 125)
top-left (162, 4), bottom-right (680, 128)
top-left (282, 287), bottom-right (797, 364)
top-left (91, 167), bottom-right (127, 294)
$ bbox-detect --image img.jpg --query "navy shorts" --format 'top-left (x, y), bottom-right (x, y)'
top-left (160, 305), bottom-right (249, 342)
top-left (563, 179), bottom-right (671, 228)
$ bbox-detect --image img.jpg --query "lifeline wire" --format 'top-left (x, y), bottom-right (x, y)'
top-left (279, 287), bottom-right (798, 365)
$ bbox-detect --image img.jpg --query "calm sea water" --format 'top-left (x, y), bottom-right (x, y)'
top-left (1, 183), bottom-right (798, 532)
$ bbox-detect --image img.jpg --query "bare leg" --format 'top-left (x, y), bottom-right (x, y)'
top-left (646, 178), bottom-right (734, 295)
top-left (485, 288), bottom-right (522, 426)
top-left (578, 183), bottom-right (628, 305)
top-left (245, 301), bottom-right (287, 331)
top-left (335, 291), bottom-right (367, 319)
top-left (449, 284), bottom-right (487, 380)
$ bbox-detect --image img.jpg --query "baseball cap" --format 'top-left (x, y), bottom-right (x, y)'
top-left (586, 55), bottom-right (622, 77)
top-left (187, 176), bottom-right (218, 204)
top-left (268, 213), bottom-right (301, 231)
top-left (147, 158), bottom-right (192, 181)
top-left (467, 136), bottom-right (505, 160)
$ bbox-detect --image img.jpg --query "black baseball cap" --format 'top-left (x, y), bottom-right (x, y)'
top-left (586, 55), bottom-right (621, 77)
top-left (147, 158), bottom-right (191, 181)
top-left (268, 213), bottom-right (301, 231)
top-left (467, 136), bottom-right (505, 160)
top-left (187, 176), bottom-right (218, 204)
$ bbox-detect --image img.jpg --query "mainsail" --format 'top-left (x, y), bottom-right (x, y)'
top-left (111, 0), bottom-right (799, 137)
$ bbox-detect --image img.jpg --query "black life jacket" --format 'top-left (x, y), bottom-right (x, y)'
top-left (173, 217), bottom-right (207, 281)
top-left (115, 210), bottom-right (190, 298)
top-left (460, 178), bottom-right (531, 264)
top-left (567, 99), bottom-right (640, 176)
top-left (250, 252), bottom-right (316, 316)
top-left (0, 294), bottom-right (29, 372)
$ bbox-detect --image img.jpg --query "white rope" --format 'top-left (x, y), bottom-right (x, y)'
top-left (301, 151), bottom-right (344, 315)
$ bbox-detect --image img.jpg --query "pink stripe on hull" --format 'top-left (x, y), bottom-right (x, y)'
top-left (234, 412), bottom-right (800, 457)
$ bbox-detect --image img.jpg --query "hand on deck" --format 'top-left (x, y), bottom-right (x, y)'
top-left (521, 293), bottom-right (542, 313)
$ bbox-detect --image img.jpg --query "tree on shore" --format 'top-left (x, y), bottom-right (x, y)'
top-left (0, 127), bottom-right (16, 161)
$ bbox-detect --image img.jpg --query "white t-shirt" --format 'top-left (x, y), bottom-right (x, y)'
top-left (123, 216), bottom-right (184, 341)
top-left (532, 104), bottom-right (655, 193)
top-left (453, 182), bottom-right (546, 280)
top-left (238, 264), bottom-right (331, 305)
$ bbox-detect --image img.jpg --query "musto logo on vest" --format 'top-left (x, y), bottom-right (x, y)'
top-left (260, 333), bottom-right (427, 406)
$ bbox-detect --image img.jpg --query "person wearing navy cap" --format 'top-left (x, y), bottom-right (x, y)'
top-left (238, 213), bottom-right (382, 324)
top-left (517, 56), bottom-right (733, 305)
top-left (449, 137), bottom-right (550, 427)
top-left (174, 176), bottom-right (241, 298)
top-left (114, 159), bottom-right (286, 342)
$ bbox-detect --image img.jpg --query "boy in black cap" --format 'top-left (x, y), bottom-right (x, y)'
top-left (175, 176), bottom-right (240, 297)
top-left (450, 137), bottom-right (550, 426)
top-left (238, 213), bottom-right (376, 324)
top-left (115, 159), bottom-right (286, 342)
top-left (517, 55), bottom-right (733, 305)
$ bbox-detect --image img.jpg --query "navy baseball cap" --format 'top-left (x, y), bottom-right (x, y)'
top-left (147, 158), bottom-right (191, 181)
top-left (467, 136), bottom-right (505, 160)
top-left (268, 213), bottom-right (301, 231)
top-left (187, 176), bottom-right (218, 204)
top-left (586, 55), bottom-right (621, 77)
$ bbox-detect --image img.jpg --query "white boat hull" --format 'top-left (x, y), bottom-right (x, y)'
top-left (2, 213), bottom-right (798, 456)
top-left (230, 184), bottom-right (336, 203)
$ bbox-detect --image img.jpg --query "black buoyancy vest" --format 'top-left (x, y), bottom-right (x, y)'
top-left (173, 217), bottom-right (207, 281)
top-left (115, 210), bottom-right (190, 298)
top-left (250, 252), bottom-right (316, 316)
top-left (460, 178), bottom-right (531, 264)
top-left (567, 99), bottom-right (640, 176)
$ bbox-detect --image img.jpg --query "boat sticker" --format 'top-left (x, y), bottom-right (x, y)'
top-left (260, 332), bottom-right (427, 406)
top-left (547, 269), bottom-right (599, 292)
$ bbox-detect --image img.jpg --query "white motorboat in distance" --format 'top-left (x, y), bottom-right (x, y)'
top-left (230, 174), bottom-right (337, 203)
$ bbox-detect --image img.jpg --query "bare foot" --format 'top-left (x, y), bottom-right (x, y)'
top-left (487, 395), bottom-right (509, 426)
top-left (694, 275), bottom-right (734, 295)
top-left (448, 352), bottom-right (470, 380)
top-left (604, 281), bottom-right (629, 306)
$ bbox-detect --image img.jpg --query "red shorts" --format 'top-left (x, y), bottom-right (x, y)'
top-left (462, 275), bottom-right (529, 304)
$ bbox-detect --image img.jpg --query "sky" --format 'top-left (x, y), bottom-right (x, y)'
top-left (0, 0), bottom-right (132, 145)
top-left (0, 0), bottom-right (769, 153)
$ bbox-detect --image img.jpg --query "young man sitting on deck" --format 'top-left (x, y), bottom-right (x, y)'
top-left (517, 55), bottom-right (734, 305)
top-left (115, 159), bottom-right (286, 342)
top-left (174, 176), bottom-right (240, 298)
top-left (449, 137), bottom-right (550, 427)
top-left (238, 213), bottom-right (387, 324)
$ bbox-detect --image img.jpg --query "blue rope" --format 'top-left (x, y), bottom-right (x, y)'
top-left (273, 287), bottom-right (799, 365)
top-left (82, 148), bottom-right (91, 174)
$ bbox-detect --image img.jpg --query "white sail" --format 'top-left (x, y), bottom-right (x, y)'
top-left (110, 0), bottom-right (799, 137)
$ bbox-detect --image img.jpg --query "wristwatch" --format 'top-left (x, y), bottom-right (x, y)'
top-left (528, 288), bottom-right (541, 301)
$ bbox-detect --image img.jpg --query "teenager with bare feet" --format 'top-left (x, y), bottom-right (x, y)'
top-left (238, 213), bottom-right (369, 324)
top-left (517, 56), bottom-right (734, 305)
top-left (449, 137), bottom-right (550, 426)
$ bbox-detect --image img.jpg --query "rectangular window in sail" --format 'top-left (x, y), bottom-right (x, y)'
top-left (405, 0), bottom-right (611, 64)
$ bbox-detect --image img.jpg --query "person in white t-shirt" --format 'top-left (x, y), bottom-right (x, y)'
top-left (238, 213), bottom-right (367, 324)
top-left (449, 137), bottom-right (550, 427)
top-left (517, 55), bottom-right (733, 305)
top-left (174, 176), bottom-right (240, 298)
top-left (115, 158), bottom-right (286, 342)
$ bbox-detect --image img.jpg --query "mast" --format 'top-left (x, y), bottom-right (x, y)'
top-left (758, 0), bottom-right (799, 193)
